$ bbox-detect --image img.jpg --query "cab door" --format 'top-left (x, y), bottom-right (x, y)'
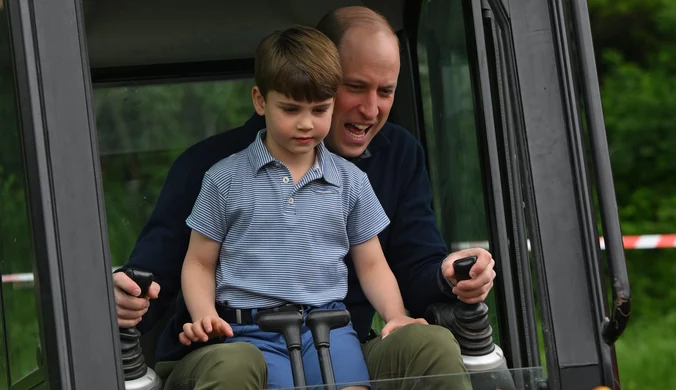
top-left (401, 0), bottom-right (630, 388)
top-left (411, 0), bottom-right (630, 388)
top-left (2, 0), bottom-right (123, 388)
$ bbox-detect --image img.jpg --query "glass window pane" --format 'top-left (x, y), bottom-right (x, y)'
top-left (417, 0), bottom-right (489, 247)
top-left (93, 79), bottom-right (255, 266)
top-left (260, 367), bottom-right (546, 390)
top-left (0, 2), bottom-right (45, 386)
top-left (0, 316), bottom-right (5, 390)
top-left (417, 0), bottom-right (500, 342)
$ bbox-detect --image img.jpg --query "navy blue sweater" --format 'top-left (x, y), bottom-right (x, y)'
top-left (120, 114), bottom-right (456, 363)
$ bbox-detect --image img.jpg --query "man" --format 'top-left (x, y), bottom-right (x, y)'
top-left (114, 6), bottom-right (496, 390)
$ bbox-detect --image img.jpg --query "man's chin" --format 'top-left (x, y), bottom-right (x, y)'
top-left (340, 148), bottom-right (367, 160)
top-left (324, 138), bottom-right (363, 159)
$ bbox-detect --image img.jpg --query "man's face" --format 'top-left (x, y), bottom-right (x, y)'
top-left (325, 28), bottom-right (401, 158)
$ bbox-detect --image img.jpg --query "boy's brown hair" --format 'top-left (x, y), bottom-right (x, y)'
top-left (254, 26), bottom-right (342, 102)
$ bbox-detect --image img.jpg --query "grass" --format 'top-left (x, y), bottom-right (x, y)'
top-left (615, 311), bottom-right (676, 389)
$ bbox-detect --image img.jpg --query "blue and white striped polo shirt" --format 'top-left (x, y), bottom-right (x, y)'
top-left (186, 130), bottom-right (390, 309)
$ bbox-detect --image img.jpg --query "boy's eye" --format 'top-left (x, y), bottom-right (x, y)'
top-left (282, 107), bottom-right (298, 113)
top-left (313, 108), bottom-right (328, 113)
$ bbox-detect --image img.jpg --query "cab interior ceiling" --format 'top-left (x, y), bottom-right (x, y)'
top-left (82, 0), bottom-right (407, 70)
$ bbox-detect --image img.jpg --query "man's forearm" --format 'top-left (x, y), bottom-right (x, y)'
top-left (181, 259), bottom-right (218, 320)
top-left (358, 262), bottom-right (407, 322)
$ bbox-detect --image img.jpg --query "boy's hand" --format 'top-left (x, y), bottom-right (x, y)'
top-left (381, 315), bottom-right (428, 339)
top-left (179, 316), bottom-right (234, 346)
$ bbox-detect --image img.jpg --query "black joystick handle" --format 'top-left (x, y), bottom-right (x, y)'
top-left (453, 256), bottom-right (478, 311)
top-left (255, 310), bottom-right (306, 387)
top-left (305, 310), bottom-right (351, 387)
top-left (453, 256), bottom-right (477, 283)
top-left (120, 269), bottom-right (154, 381)
top-left (125, 269), bottom-right (153, 298)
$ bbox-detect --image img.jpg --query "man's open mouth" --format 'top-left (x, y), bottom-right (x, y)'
top-left (345, 123), bottom-right (373, 139)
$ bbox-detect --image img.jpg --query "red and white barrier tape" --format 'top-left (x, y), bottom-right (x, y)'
top-left (3, 234), bottom-right (676, 284)
top-left (450, 234), bottom-right (676, 251)
top-left (2, 273), bottom-right (35, 284)
top-left (602, 234), bottom-right (676, 250)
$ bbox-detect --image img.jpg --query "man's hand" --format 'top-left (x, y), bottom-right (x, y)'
top-left (381, 315), bottom-right (428, 339)
top-left (179, 316), bottom-right (233, 346)
top-left (113, 271), bottom-right (161, 328)
top-left (441, 248), bottom-right (496, 304)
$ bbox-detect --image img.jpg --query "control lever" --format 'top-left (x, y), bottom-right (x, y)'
top-left (451, 257), bottom-right (516, 390)
top-left (452, 257), bottom-right (495, 355)
top-left (305, 309), bottom-right (351, 388)
top-left (120, 269), bottom-right (161, 390)
top-left (255, 310), bottom-right (306, 387)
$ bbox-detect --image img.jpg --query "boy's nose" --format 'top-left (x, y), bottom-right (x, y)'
top-left (297, 115), bottom-right (314, 131)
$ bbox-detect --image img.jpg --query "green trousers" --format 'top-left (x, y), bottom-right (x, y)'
top-left (155, 324), bottom-right (471, 390)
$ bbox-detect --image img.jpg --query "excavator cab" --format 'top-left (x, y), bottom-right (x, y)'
top-left (0, 0), bottom-right (630, 389)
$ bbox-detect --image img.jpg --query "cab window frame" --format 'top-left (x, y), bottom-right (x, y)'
top-left (402, 0), bottom-right (535, 369)
top-left (5, 0), bottom-right (124, 388)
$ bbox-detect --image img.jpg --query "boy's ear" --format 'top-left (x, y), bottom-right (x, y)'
top-left (252, 86), bottom-right (266, 116)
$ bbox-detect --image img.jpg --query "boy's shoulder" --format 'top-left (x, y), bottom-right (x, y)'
top-left (205, 146), bottom-right (253, 183)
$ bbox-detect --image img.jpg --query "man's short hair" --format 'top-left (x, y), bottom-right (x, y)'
top-left (316, 6), bottom-right (398, 50)
top-left (255, 26), bottom-right (341, 102)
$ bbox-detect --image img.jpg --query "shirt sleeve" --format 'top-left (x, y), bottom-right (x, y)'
top-left (185, 171), bottom-right (228, 242)
top-left (346, 173), bottom-right (390, 246)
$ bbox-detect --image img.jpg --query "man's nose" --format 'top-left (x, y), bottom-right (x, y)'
top-left (358, 91), bottom-right (379, 119)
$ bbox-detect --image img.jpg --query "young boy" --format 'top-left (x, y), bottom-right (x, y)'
top-left (179, 26), bottom-right (426, 389)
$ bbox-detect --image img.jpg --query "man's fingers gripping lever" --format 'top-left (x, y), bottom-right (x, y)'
top-left (114, 268), bottom-right (160, 328)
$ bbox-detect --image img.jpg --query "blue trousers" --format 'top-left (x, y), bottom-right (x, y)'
top-left (225, 301), bottom-right (370, 389)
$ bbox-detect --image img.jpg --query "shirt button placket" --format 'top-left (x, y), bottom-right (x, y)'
top-left (281, 171), bottom-right (295, 215)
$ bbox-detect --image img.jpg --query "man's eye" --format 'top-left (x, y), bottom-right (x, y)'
top-left (347, 84), bottom-right (363, 91)
top-left (380, 89), bottom-right (394, 96)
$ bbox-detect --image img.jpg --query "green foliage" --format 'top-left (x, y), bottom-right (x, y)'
top-left (93, 80), bottom-right (255, 266)
top-left (601, 59), bottom-right (676, 234)
top-left (622, 250), bottom-right (676, 322)
top-left (588, 0), bottom-right (676, 387)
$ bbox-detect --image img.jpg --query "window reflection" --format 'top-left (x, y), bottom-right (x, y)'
top-left (93, 79), bottom-right (255, 266)
top-left (417, 0), bottom-right (490, 248)
top-left (0, 4), bottom-right (44, 387)
top-left (417, 0), bottom-right (500, 344)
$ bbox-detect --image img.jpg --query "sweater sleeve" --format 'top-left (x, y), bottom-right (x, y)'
top-left (116, 149), bottom-right (209, 333)
top-left (384, 138), bottom-right (457, 318)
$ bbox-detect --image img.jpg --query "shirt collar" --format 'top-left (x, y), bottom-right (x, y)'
top-left (247, 129), bottom-right (341, 187)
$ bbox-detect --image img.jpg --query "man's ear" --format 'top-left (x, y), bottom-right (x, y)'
top-left (252, 86), bottom-right (266, 116)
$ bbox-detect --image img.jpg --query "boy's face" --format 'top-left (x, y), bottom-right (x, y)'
top-left (252, 88), bottom-right (334, 160)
